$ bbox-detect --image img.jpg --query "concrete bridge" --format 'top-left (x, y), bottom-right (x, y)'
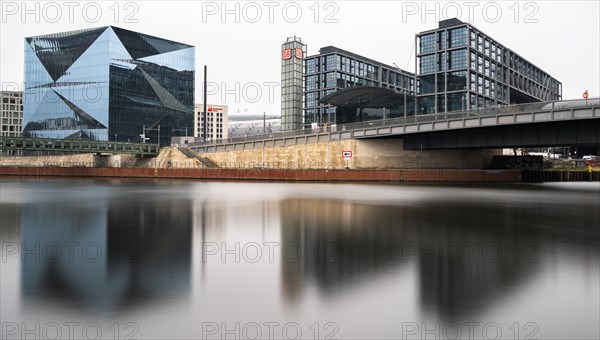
top-left (189, 98), bottom-right (600, 153)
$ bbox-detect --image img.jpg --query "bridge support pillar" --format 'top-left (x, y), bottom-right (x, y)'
top-left (355, 139), bottom-right (501, 169)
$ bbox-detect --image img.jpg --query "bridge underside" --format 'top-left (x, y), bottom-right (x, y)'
top-left (392, 119), bottom-right (600, 150)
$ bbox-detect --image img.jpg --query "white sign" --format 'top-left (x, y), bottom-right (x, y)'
top-left (342, 150), bottom-right (352, 159)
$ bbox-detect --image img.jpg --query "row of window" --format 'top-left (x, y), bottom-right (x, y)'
top-left (1, 97), bottom-right (22, 104)
top-left (1, 105), bottom-right (23, 111)
top-left (0, 131), bottom-right (21, 137)
top-left (419, 70), bottom-right (509, 102)
top-left (1, 111), bottom-right (22, 117)
top-left (1, 118), bottom-right (22, 125)
top-left (307, 57), bottom-right (415, 91)
top-left (419, 48), bottom-right (468, 73)
top-left (509, 73), bottom-right (561, 100)
top-left (306, 54), bottom-right (379, 80)
top-left (508, 53), bottom-right (560, 92)
top-left (1, 125), bottom-right (20, 131)
top-left (470, 51), bottom-right (507, 82)
top-left (418, 92), bottom-right (505, 114)
top-left (470, 31), bottom-right (504, 63)
top-left (419, 71), bottom-right (468, 94)
top-left (306, 71), bottom-right (414, 92)
top-left (419, 27), bottom-right (468, 54)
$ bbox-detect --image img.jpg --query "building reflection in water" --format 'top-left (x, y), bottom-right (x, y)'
top-left (279, 195), bottom-right (599, 319)
top-left (0, 203), bottom-right (21, 242)
top-left (19, 191), bottom-right (193, 313)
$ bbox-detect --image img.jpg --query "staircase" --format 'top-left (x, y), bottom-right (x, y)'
top-left (177, 146), bottom-right (220, 169)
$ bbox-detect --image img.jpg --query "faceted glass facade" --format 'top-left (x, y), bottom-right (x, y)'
top-left (23, 26), bottom-right (194, 145)
top-left (416, 20), bottom-right (561, 115)
top-left (304, 46), bottom-right (415, 128)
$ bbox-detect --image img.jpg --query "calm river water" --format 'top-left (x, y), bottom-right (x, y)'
top-left (1, 179), bottom-right (599, 339)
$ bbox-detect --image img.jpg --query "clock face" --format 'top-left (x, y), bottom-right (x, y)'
top-left (282, 49), bottom-right (292, 60)
top-left (295, 48), bottom-right (303, 59)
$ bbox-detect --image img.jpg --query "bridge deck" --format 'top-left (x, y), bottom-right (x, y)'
top-left (190, 98), bottom-right (600, 153)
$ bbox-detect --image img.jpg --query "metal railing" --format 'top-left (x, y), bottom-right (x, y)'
top-left (189, 97), bottom-right (600, 148)
top-left (0, 137), bottom-right (160, 155)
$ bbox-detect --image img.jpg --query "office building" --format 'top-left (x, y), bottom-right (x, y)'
top-left (195, 104), bottom-right (228, 141)
top-left (1, 91), bottom-right (23, 137)
top-left (305, 46), bottom-right (415, 127)
top-left (281, 37), bottom-right (306, 131)
top-left (23, 26), bottom-right (195, 145)
top-left (415, 18), bottom-right (562, 114)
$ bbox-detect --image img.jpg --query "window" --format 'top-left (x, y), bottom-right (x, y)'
top-left (447, 71), bottom-right (467, 91)
top-left (437, 94), bottom-right (446, 112)
top-left (419, 54), bottom-right (436, 74)
top-left (438, 31), bottom-right (447, 50)
top-left (418, 95), bottom-right (435, 114)
top-left (438, 52), bottom-right (447, 71)
top-left (437, 74), bottom-right (446, 92)
top-left (420, 34), bottom-right (436, 54)
top-left (449, 27), bottom-right (467, 47)
top-left (449, 49), bottom-right (467, 69)
top-left (306, 75), bottom-right (317, 90)
top-left (326, 72), bottom-right (336, 88)
top-left (419, 75), bottom-right (435, 94)
top-left (306, 58), bottom-right (316, 74)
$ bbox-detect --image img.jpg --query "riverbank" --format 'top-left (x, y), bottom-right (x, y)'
top-left (0, 166), bottom-right (522, 182)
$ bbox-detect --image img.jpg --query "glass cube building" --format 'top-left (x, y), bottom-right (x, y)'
top-left (416, 18), bottom-right (562, 114)
top-left (304, 46), bottom-right (415, 127)
top-left (23, 26), bottom-right (195, 145)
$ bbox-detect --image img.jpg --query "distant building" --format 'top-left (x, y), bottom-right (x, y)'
top-left (415, 18), bottom-right (562, 114)
top-left (194, 104), bottom-right (228, 141)
top-left (23, 26), bottom-right (195, 145)
top-left (228, 113), bottom-right (281, 138)
top-left (281, 37), bottom-right (306, 131)
top-left (304, 46), bottom-right (415, 127)
top-left (283, 18), bottom-right (562, 128)
top-left (1, 91), bottom-right (23, 137)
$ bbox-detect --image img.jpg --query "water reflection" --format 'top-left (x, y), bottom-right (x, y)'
top-left (279, 192), bottom-right (599, 320)
top-left (18, 189), bottom-right (192, 313)
top-left (1, 181), bottom-right (598, 338)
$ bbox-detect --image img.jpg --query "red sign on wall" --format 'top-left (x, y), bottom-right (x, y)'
top-left (282, 49), bottom-right (292, 60)
top-left (342, 150), bottom-right (353, 159)
top-left (295, 48), bottom-right (303, 59)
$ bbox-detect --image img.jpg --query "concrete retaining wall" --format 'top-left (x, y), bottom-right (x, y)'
top-left (202, 139), bottom-right (501, 169)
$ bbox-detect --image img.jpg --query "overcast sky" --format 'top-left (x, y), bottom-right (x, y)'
top-left (1, 0), bottom-right (599, 115)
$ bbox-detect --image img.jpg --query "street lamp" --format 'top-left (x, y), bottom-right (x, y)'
top-left (172, 127), bottom-right (188, 137)
top-left (142, 125), bottom-right (161, 146)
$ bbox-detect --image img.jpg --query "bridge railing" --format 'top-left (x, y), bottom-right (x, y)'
top-left (189, 97), bottom-right (599, 148)
top-left (0, 137), bottom-right (160, 155)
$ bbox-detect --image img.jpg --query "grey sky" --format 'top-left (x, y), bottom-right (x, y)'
top-left (1, 0), bottom-right (598, 116)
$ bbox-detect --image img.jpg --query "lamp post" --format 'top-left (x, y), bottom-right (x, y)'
top-left (172, 127), bottom-right (188, 137)
top-left (143, 125), bottom-right (161, 147)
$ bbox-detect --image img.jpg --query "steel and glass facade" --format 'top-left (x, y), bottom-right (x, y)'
top-left (23, 26), bottom-right (195, 145)
top-left (416, 18), bottom-right (562, 114)
top-left (304, 46), bottom-right (415, 127)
